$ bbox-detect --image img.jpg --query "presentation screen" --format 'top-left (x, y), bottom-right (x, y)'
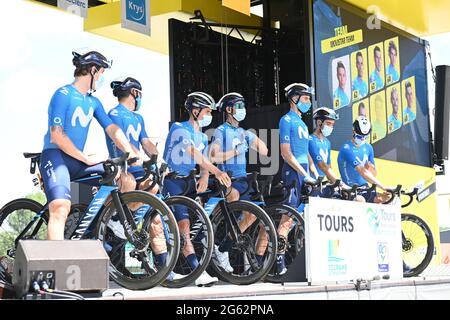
top-left (312, 0), bottom-right (432, 167)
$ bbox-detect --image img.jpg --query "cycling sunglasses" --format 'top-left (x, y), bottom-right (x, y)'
top-left (233, 101), bottom-right (245, 109)
top-left (354, 133), bottom-right (369, 140)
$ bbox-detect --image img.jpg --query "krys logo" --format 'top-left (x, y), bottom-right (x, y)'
top-left (126, 0), bottom-right (146, 24)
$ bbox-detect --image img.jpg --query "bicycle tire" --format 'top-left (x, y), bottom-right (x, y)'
top-left (263, 204), bottom-right (304, 283)
top-left (0, 199), bottom-right (84, 258)
top-left (208, 200), bottom-right (277, 285)
top-left (401, 213), bottom-right (434, 277)
top-left (95, 191), bottom-right (180, 290)
top-left (161, 196), bottom-right (214, 288)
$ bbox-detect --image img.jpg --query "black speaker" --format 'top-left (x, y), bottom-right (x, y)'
top-left (13, 240), bottom-right (109, 298)
top-left (434, 65), bottom-right (450, 161)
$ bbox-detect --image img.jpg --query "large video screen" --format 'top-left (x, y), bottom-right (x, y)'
top-left (312, 0), bottom-right (432, 167)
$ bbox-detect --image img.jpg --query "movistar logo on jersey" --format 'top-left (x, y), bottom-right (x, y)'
top-left (298, 125), bottom-right (309, 139)
top-left (71, 107), bottom-right (94, 128)
top-left (126, 0), bottom-right (146, 25)
top-left (319, 148), bottom-right (329, 163)
top-left (126, 123), bottom-right (142, 142)
top-left (355, 154), bottom-right (369, 166)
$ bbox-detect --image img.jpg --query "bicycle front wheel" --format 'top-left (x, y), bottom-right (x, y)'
top-left (162, 196), bottom-right (214, 288)
top-left (209, 200), bottom-right (277, 285)
top-left (402, 213), bottom-right (434, 277)
top-left (95, 191), bottom-right (180, 290)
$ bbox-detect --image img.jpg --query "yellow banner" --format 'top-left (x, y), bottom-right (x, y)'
top-left (222, 0), bottom-right (250, 16)
top-left (321, 28), bottom-right (364, 54)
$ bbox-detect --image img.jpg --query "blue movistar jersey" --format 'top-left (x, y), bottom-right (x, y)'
top-left (279, 110), bottom-right (309, 165)
top-left (352, 77), bottom-right (368, 99)
top-left (337, 140), bottom-right (375, 186)
top-left (211, 122), bottom-right (256, 178)
top-left (386, 64), bottom-right (399, 83)
top-left (333, 87), bottom-right (350, 108)
top-left (308, 134), bottom-right (331, 177)
top-left (163, 121), bottom-right (208, 176)
top-left (388, 113), bottom-right (402, 131)
top-left (369, 70), bottom-right (384, 91)
top-left (43, 85), bottom-right (113, 151)
top-left (403, 107), bottom-right (416, 123)
top-left (105, 104), bottom-right (149, 158)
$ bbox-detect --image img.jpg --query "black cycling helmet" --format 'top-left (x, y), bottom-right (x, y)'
top-left (72, 49), bottom-right (112, 69)
top-left (184, 92), bottom-right (216, 111)
top-left (217, 92), bottom-right (245, 112)
top-left (111, 77), bottom-right (142, 97)
top-left (313, 107), bottom-right (339, 121)
top-left (284, 83), bottom-right (315, 101)
top-left (353, 116), bottom-right (372, 135)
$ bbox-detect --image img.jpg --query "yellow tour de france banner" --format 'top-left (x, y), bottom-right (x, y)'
top-left (321, 25), bottom-right (364, 54)
top-left (222, 0), bottom-right (251, 16)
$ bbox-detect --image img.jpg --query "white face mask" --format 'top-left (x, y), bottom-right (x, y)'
top-left (354, 134), bottom-right (368, 146)
top-left (321, 125), bottom-right (333, 137)
top-left (233, 108), bottom-right (246, 122)
top-left (198, 114), bottom-right (212, 127)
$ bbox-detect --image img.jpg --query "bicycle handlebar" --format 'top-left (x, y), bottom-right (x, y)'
top-left (99, 153), bottom-right (130, 185)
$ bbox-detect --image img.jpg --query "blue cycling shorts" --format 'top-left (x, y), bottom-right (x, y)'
top-left (162, 177), bottom-right (196, 221)
top-left (40, 149), bottom-right (104, 203)
top-left (231, 178), bottom-right (254, 201)
top-left (281, 163), bottom-right (309, 209)
top-left (358, 184), bottom-right (377, 203)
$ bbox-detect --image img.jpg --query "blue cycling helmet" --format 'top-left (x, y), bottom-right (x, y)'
top-left (111, 77), bottom-right (142, 97)
top-left (72, 50), bottom-right (112, 69)
top-left (217, 92), bottom-right (245, 112)
top-left (184, 92), bottom-right (216, 111)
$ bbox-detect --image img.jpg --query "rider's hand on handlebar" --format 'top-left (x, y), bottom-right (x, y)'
top-left (128, 152), bottom-right (144, 166)
top-left (196, 175), bottom-right (209, 193)
top-left (215, 170), bottom-right (232, 188)
top-left (303, 175), bottom-right (317, 185)
top-left (339, 181), bottom-right (351, 190)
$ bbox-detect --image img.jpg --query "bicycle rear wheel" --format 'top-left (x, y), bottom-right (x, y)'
top-left (401, 213), bottom-right (434, 277)
top-left (209, 200), bottom-right (277, 285)
top-left (161, 196), bottom-right (214, 288)
top-left (95, 191), bottom-right (180, 290)
top-left (264, 204), bottom-right (304, 283)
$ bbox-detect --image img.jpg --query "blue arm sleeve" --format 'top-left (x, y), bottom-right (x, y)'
top-left (279, 116), bottom-right (291, 145)
top-left (369, 145), bottom-right (375, 166)
top-left (308, 137), bottom-right (322, 162)
top-left (245, 129), bottom-right (257, 146)
top-left (93, 99), bottom-right (113, 129)
top-left (138, 115), bottom-right (149, 141)
top-left (48, 88), bottom-right (70, 128)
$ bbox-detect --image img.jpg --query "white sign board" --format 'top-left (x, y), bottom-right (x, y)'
top-left (57, 0), bottom-right (88, 18)
top-left (305, 197), bottom-right (402, 283)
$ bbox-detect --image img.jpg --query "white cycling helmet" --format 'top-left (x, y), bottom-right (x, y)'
top-left (353, 116), bottom-right (371, 135)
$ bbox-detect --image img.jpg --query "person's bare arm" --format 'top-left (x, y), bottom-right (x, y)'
top-left (50, 126), bottom-right (96, 165)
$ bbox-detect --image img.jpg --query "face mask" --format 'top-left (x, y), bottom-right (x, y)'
top-left (134, 96), bottom-right (142, 111)
top-left (296, 101), bottom-right (312, 113)
top-left (233, 108), bottom-right (246, 122)
top-left (198, 114), bottom-right (212, 127)
top-left (321, 125), bottom-right (333, 137)
top-left (354, 134), bottom-right (367, 146)
top-left (95, 71), bottom-right (105, 90)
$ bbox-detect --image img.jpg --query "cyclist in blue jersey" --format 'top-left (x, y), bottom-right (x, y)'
top-left (103, 76), bottom-right (172, 279)
top-left (403, 81), bottom-right (416, 123)
top-left (386, 41), bottom-right (400, 84)
top-left (337, 116), bottom-right (390, 203)
top-left (209, 92), bottom-right (268, 272)
top-left (352, 52), bottom-right (368, 100)
top-left (369, 46), bottom-right (385, 91)
top-left (333, 62), bottom-right (350, 108)
top-left (308, 107), bottom-right (349, 196)
top-left (278, 83), bottom-right (317, 274)
top-left (387, 87), bottom-right (402, 131)
top-left (40, 50), bottom-right (141, 240)
top-left (163, 92), bottom-right (231, 286)
top-left (105, 77), bottom-right (159, 193)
